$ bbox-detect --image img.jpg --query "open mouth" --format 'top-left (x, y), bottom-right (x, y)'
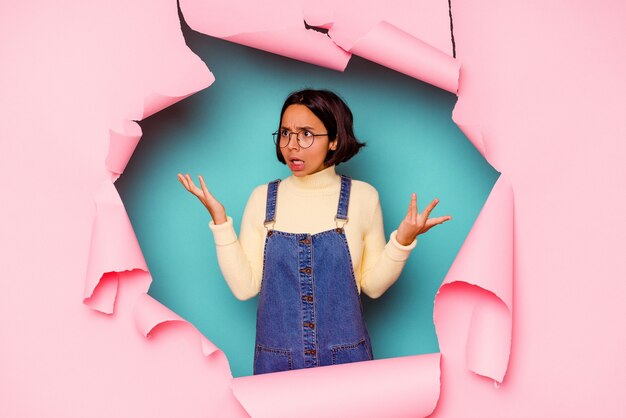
top-left (289, 158), bottom-right (305, 170)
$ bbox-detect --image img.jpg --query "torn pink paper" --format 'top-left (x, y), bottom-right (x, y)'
top-left (441, 176), bottom-right (513, 307)
top-left (465, 293), bottom-right (511, 381)
top-left (142, 89), bottom-right (211, 120)
top-left (135, 293), bottom-right (221, 358)
top-left (84, 180), bottom-right (149, 313)
top-left (302, 0), bottom-right (453, 55)
top-left (4, 0), bottom-right (623, 416)
top-left (450, 117), bottom-right (488, 162)
top-left (224, 29), bottom-right (351, 70)
top-left (305, 1), bottom-right (458, 91)
top-left (233, 354), bottom-right (441, 418)
top-left (434, 175), bottom-right (513, 383)
top-left (180, 0), bottom-right (457, 91)
top-left (347, 20), bottom-right (459, 93)
top-left (106, 120), bottom-right (142, 178)
top-left (88, 2), bottom-right (216, 309)
top-left (1, 1), bottom-right (248, 417)
top-left (178, 0), bottom-right (351, 70)
top-left (81, 0), bottom-right (510, 415)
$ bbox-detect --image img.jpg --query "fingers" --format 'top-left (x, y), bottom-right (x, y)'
top-left (177, 173), bottom-right (203, 199)
top-left (422, 198), bottom-right (439, 218)
top-left (198, 175), bottom-right (218, 204)
top-left (405, 193), bottom-right (417, 221)
top-left (198, 175), bottom-right (210, 199)
top-left (415, 195), bottom-right (452, 233)
top-left (177, 173), bottom-right (190, 190)
top-left (178, 173), bottom-right (197, 194)
top-left (425, 215), bottom-right (452, 230)
top-left (185, 174), bottom-right (202, 195)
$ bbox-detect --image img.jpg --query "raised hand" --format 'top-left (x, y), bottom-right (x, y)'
top-left (177, 173), bottom-right (227, 225)
top-left (395, 193), bottom-right (452, 246)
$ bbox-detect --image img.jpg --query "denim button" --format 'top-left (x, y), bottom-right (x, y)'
top-left (335, 228), bottom-right (343, 234)
top-left (300, 267), bottom-right (312, 274)
top-left (305, 349), bottom-right (316, 355)
top-left (301, 295), bottom-right (313, 302)
top-left (300, 237), bottom-right (311, 245)
top-left (304, 322), bottom-right (315, 329)
top-left (267, 230), bottom-right (273, 237)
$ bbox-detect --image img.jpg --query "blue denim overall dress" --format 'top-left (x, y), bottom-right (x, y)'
top-left (253, 175), bottom-right (374, 375)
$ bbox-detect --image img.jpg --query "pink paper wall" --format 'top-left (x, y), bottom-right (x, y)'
top-left (1, 0), bottom-right (624, 416)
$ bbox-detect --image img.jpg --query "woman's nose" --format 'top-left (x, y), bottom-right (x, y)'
top-left (287, 133), bottom-right (300, 150)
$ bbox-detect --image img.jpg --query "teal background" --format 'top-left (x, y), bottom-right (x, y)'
top-left (115, 21), bottom-right (499, 377)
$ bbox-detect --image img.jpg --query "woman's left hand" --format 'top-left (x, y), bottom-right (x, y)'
top-left (395, 193), bottom-right (452, 246)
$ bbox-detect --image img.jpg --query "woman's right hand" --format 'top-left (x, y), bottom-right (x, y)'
top-left (177, 173), bottom-right (227, 225)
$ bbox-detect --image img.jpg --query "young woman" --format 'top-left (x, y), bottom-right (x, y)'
top-left (178, 89), bottom-right (451, 375)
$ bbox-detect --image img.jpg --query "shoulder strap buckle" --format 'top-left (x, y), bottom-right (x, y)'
top-left (335, 216), bottom-right (348, 230)
top-left (264, 219), bottom-right (276, 231)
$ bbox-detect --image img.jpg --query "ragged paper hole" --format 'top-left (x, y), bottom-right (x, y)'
top-left (115, 27), bottom-right (498, 377)
top-left (304, 20), bottom-right (330, 35)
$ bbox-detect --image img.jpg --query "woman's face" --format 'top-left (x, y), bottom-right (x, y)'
top-left (279, 104), bottom-right (337, 177)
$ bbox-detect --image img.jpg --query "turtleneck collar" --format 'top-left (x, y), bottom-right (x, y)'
top-left (284, 165), bottom-right (340, 193)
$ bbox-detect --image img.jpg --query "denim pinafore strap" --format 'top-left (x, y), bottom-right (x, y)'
top-left (254, 175), bottom-right (373, 375)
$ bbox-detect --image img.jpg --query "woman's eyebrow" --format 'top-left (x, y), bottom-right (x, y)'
top-left (280, 125), bottom-right (316, 131)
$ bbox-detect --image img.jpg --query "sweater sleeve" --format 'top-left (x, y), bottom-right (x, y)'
top-left (208, 185), bottom-right (266, 300)
top-left (359, 193), bottom-right (417, 299)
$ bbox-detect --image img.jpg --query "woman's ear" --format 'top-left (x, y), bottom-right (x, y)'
top-left (329, 140), bottom-right (337, 151)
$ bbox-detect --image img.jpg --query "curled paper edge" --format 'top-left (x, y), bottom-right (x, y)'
top-left (134, 293), bottom-right (221, 359)
top-left (435, 175), bottom-right (514, 383)
top-left (84, 180), bottom-right (149, 314)
top-left (452, 99), bottom-right (492, 166)
top-left (341, 20), bottom-right (460, 94)
top-left (232, 353), bottom-right (441, 418)
top-left (441, 174), bottom-right (514, 310)
top-left (466, 292), bottom-right (512, 382)
top-left (452, 120), bottom-right (488, 160)
top-left (142, 88), bottom-right (211, 120)
top-left (106, 120), bottom-right (143, 177)
top-left (180, 1), bottom-right (457, 92)
top-left (179, 0), bottom-right (350, 71)
top-left (224, 29), bottom-right (351, 71)
top-left (85, 56), bottom-right (214, 313)
top-left (84, 271), bottom-right (120, 314)
top-left (76, 6), bottom-right (248, 416)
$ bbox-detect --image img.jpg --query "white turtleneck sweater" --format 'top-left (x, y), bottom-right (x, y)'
top-left (208, 165), bottom-right (417, 300)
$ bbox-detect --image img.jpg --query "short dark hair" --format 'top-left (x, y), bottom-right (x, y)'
top-left (275, 89), bottom-right (365, 166)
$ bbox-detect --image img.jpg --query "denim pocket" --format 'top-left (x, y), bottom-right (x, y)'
top-left (253, 344), bottom-right (293, 375)
top-left (331, 338), bottom-right (372, 365)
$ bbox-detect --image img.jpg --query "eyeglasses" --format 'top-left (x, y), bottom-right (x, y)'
top-left (272, 129), bottom-right (328, 149)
